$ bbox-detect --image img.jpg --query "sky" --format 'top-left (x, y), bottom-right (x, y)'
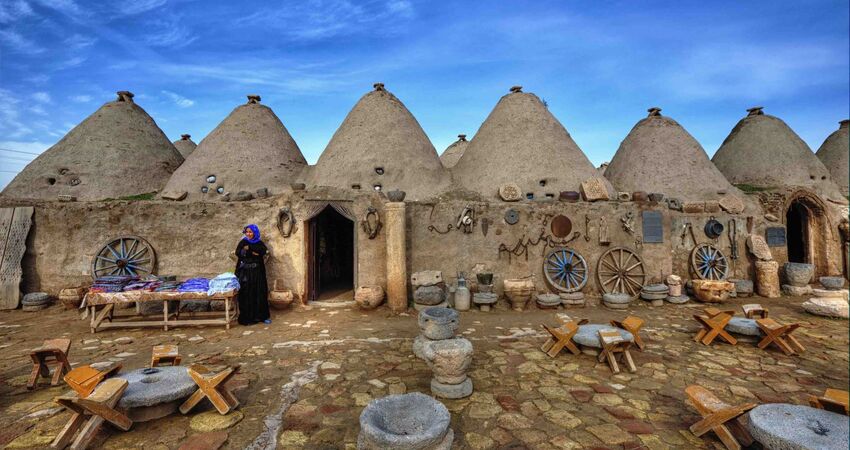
top-left (0, 0), bottom-right (848, 190)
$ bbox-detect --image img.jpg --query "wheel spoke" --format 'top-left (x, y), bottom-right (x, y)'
top-left (625, 261), bottom-right (643, 272)
top-left (601, 260), bottom-right (617, 272)
top-left (602, 275), bottom-right (618, 286)
top-left (128, 246), bottom-right (148, 261)
top-left (96, 255), bottom-right (117, 264)
top-left (105, 244), bottom-right (121, 260)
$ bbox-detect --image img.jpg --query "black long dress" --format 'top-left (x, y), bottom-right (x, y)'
top-left (235, 239), bottom-right (270, 325)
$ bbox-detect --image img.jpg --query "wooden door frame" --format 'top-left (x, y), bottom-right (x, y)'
top-left (302, 205), bottom-right (358, 304)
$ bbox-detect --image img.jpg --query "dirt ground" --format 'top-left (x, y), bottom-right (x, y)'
top-left (0, 295), bottom-right (847, 450)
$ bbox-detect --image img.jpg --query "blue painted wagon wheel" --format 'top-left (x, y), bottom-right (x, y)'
top-left (597, 247), bottom-right (646, 299)
top-left (691, 243), bottom-right (728, 280)
top-left (543, 247), bottom-right (588, 293)
top-left (90, 235), bottom-right (157, 279)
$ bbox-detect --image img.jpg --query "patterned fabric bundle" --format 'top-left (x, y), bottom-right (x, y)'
top-left (207, 272), bottom-right (240, 296)
top-left (90, 276), bottom-right (138, 293)
top-left (154, 281), bottom-right (183, 292)
top-left (179, 277), bottom-right (210, 292)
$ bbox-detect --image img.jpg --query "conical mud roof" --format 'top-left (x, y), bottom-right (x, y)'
top-left (712, 107), bottom-right (844, 201)
top-left (2, 91), bottom-right (183, 201)
top-left (309, 84), bottom-right (449, 199)
top-left (816, 120), bottom-right (849, 197)
top-left (163, 95), bottom-right (307, 200)
top-left (451, 86), bottom-right (612, 198)
top-left (440, 134), bottom-right (468, 168)
top-left (173, 134), bottom-right (197, 158)
top-left (605, 108), bottom-right (741, 201)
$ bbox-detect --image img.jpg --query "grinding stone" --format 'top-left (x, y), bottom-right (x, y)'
top-left (665, 295), bottom-right (690, 304)
top-left (117, 366), bottom-right (196, 409)
top-left (431, 378), bottom-right (473, 399)
top-left (748, 403), bottom-right (849, 450)
top-left (726, 317), bottom-right (762, 336)
top-left (573, 324), bottom-right (633, 348)
top-left (358, 393), bottom-right (452, 450)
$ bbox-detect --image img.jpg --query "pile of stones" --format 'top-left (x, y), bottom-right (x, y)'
top-left (413, 307), bottom-right (473, 399)
top-left (602, 292), bottom-right (631, 309)
top-left (21, 292), bottom-right (51, 311)
top-left (802, 277), bottom-right (849, 319)
top-left (747, 234), bottom-right (780, 298)
top-left (664, 275), bottom-right (689, 304)
top-left (560, 291), bottom-right (585, 307)
top-left (640, 283), bottom-right (668, 306)
top-left (535, 293), bottom-right (561, 309)
top-left (411, 271), bottom-right (447, 310)
top-left (782, 262), bottom-right (814, 296)
top-left (358, 392), bottom-right (453, 450)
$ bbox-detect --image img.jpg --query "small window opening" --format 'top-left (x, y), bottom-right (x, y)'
top-left (206, 175), bottom-right (216, 183)
top-left (216, 186), bottom-right (225, 194)
top-left (47, 177), bottom-right (56, 185)
top-left (351, 184), bottom-right (361, 190)
top-left (373, 184), bottom-right (382, 191)
top-left (375, 167), bottom-right (385, 175)
top-left (526, 193), bottom-right (534, 200)
top-left (539, 179), bottom-right (547, 187)
top-left (70, 178), bottom-right (80, 186)
top-left (545, 193), bottom-right (555, 198)
top-left (59, 168), bottom-right (69, 175)
top-left (201, 186), bottom-right (209, 193)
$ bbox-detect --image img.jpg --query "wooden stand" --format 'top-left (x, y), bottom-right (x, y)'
top-left (52, 378), bottom-right (132, 450)
top-left (540, 319), bottom-right (587, 358)
top-left (87, 292), bottom-right (237, 333)
top-left (151, 345), bottom-right (181, 367)
top-left (741, 304), bottom-right (768, 319)
top-left (809, 388), bottom-right (849, 415)
top-left (63, 364), bottom-right (121, 398)
top-left (693, 308), bottom-right (737, 346)
top-left (610, 316), bottom-right (645, 351)
top-left (685, 385), bottom-right (756, 450)
top-left (756, 318), bottom-right (805, 355)
top-left (597, 330), bottom-right (636, 374)
top-left (28, 339), bottom-right (72, 390)
top-left (179, 365), bottom-right (240, 415)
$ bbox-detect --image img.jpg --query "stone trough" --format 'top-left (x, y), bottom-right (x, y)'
top-left (358, 393), bottom-right (453, 449)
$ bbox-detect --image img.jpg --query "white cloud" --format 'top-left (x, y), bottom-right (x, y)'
top-left (144, 16), bottom-right (197, 48)
top-left (117, 0), bottom-right (167, 15)
top-left (54, 56), bottom-right (87, 70)
top-left (65, 33), bottom-right (96, 50)
top-left (0, 0), bottom-right (34, 24)
top-left (0, 89), bottom-right (33, 138)
top-left (162, 90), bottom-right (195, 108)
top-left (32, 92), bottom-right (51, 103)
top-left (70, 95), bottom-right (92, 103)
top-left (29, 105), bottom-right (47, 116)
top-left (0, 29), bottom-right (45, 54)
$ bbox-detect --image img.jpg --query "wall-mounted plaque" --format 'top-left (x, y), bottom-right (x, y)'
top-left (642, 211), bottom-right (663, 243)
top-left (765, 227), bottom-right (786, 247)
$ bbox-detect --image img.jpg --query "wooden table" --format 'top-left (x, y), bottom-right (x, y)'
top-left (83, 290), bottom-right (238, 333)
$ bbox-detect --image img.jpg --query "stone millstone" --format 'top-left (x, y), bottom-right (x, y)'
top-left (573, 325), bottom-right (633, 348)
top-left (665, 295), bottom-right (690, 304)
top-left (536, 294), bottom-right (561, 305)
top-left (431, 378), bottom-right (473, 399)
top-left (726, 317), bottom-right (762, 336)
top-left (22, 303), bottom-right (49, 311)
top-left (640, 291), bottom-right (668, 301)
top-left (117, 366), bottom-right (197, 409)
top-left (812, 288), bottom-right (849, 301)
top-left (560, 292), bottom-right (585, 306)
top-left (748, 404), bottom-right (849, 450)
top-left (782, 284), bottom-right (813, 297)
top-left (22, 292), bottom-right (50, 305)
top-left (358, 393), bottom-right (452, 450)
top-left (802, 298), bottom-right (849, 319)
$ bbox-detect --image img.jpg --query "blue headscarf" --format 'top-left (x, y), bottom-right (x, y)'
top-left (243, 224), bottom-right (261, 244)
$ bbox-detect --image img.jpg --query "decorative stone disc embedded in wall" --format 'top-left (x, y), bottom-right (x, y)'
top-left (498, 183), bottom-right (522, 202)
top-left (550, 215), bottom-right (572, 238)
top-left (504, 209), bottom-right (519, 225)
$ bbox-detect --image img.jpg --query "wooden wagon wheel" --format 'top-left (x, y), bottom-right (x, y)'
top-left (597, 247), bottom-right (646, 299)
top-left (691, 243), bottom-right (729, 280)
top-left (90, 236), bottom-right (157, 279)
top-left (543, 247), bottom-right (588, 293)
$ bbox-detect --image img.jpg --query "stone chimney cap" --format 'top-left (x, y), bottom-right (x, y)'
top-left (509, 85), bottom-right (522, 93)
top-left (839, 119), bottom-right (849, 128)
top-left (116, 91), bottom-right (134, 103)
top-left (647, 107), bottom-right (662, 117)
top-left (181, 134), bottom-right (191, 140)
top-left (458, 134), bottom-right (467, 141)
top-left (746, 106), bottom-right (764, 116)
top-left (247, 95), bottom-right (261, 104)
top-left (373, 83), bottom-right (385, 91)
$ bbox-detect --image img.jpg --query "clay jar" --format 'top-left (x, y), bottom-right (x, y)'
top-left (355, 285), bottom-right (385, 310)
top-left (418, 307), bottom-right (459, 340)
top-left (421, 338), bottom-right (473, 384)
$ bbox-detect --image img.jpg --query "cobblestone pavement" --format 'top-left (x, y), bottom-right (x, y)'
top-left (0, 295), bottom-right (847, 449)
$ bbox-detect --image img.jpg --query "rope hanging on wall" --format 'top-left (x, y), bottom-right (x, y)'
top-left (361, 207), bottom-right (382, 239)
top-left (277, 207), bottom-right (296, 238)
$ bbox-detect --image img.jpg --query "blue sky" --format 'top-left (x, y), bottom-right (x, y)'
top-left (1, 0), bottom-right (848, 190)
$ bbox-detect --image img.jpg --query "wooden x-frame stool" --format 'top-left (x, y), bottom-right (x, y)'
top-left (597, 330), bottom-right (636, 374)
top-left (179, 364), bottom-right (240, 415)
top-left (693, 308), bottom-right (737, 346)
top-left (28, 338), bottom-right (72, 390)
top-left (51, 378), bottom-right (132, 450)
top-left (685, 385), bottom-right (756, 450)
top-left (540, 319), bottom-right (587, 358)
top-left (63, 364), bottom-right (122, 398)
top-left (755, 318), bottom-right (805, 355)
top-left (610, 316), bottom-right (645, 351)
top-left (741, 304), bottom-right (768, 319)
top-left (151, 344), bottom-right (181, 367)
top-left (809, 388), bottom-right (849, 416)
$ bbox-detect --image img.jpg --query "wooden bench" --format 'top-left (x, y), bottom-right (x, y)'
top-left (610, 316), bottom-right (645, 351)
top-left (151, 344), bottom-right (181, 367)
top-left (63, 364), bottom-right (122, 398)
top-left (809, 388), bottom-right (849, 416)
top-left (755, 318), bottom-right (805, 355)
top-left (597, 329), bottom-right (636, 374)
top-left (741, 303), bottom-right (768, 319)
top-left (540, 319), bottom-right (587, 358)
top-left (179, 365), bottom-right (240, 415)
top-left (685, 385), bottom-right (756, 450)
top-left (693, 308), bottom-right (737, 346)
top-left (28, 339), bottom-right (72, 390)
top-left (51, 378), bottom-right (132, 449)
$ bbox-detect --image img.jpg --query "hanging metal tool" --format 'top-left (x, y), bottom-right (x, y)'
top-left (728, 218), bottom-right (738, 272)
top-left (584, 215), bottom-right (590, 242)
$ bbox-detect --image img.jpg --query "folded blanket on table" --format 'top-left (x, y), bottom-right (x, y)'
top-left (207, 272), bottom-right (240, 296)
top-left (179, 277), bottom-right (210, 292)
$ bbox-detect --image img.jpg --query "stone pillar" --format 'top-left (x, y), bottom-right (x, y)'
top-left (385, 202), bottom-right (408, 312)
top-left (755, 260), bottom-right (780, 298)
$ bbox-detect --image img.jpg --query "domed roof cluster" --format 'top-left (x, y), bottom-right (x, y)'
top-left (3, 88), bottom-right (844, 205)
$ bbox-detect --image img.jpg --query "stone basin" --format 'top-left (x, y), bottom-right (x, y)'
top-left (418, 307), bottom-right (460, 340)
top-left (573, 324), bottom-right (633, 348)
top-left (784, 262), bottom-right (814, 287)
top-left (358, 393), bottom-right (453, 449)
top-left (820, 276), bottom-right (846, 290)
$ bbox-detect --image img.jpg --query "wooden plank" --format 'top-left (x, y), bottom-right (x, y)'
top-left (0, 208), bottom-right (14, 270)
top-left (0, 207), bottom-right (33, 310)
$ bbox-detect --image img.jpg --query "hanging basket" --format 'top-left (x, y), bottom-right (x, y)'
top-left (269, 280), bottom-right (295, 310)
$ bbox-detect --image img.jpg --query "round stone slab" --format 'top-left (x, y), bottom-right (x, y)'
top-left (666, 295), bottom-right (690, 304)
top-left (748, 403), bottom-right (849, 450)
top-left (726, 317), bottom-right (762, 336)
top-left (573, 324), bottom-right (633, 348)
top-left (117, 366), bottom-right (196, 408)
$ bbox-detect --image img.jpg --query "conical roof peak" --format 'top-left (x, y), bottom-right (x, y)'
top-left (173, 133), bottom-right (197, 158)
top-left (440, 134), bottom-right (469, 168)
top-left (451, 88), bottom-right (611, 198)
top-left (605, 110), bottom-right (742, 202)
top-left (309, 85), bottom-right (449, 199)
top-left (163, 96), bottom-right (307, 200)
top-left (816, 119), bottom-right (849, 196)
top-left (2, 92), bottom-right (183, 201)
top-left (712, 108), bottom-right (844, 201)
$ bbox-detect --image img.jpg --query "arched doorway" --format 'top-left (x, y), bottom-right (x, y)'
top-left (306, 205), bottom-right (355, 302)
top-left (784, 191), bottom-right (829, 277)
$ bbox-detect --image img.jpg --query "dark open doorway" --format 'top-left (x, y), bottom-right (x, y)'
top-left (307, 206), bottom-right (354, 302)
top-left (786, 200), bottom-right (808, 263)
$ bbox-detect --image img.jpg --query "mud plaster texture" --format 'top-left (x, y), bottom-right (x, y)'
top-left (815, 120), bottom-right (849, 197)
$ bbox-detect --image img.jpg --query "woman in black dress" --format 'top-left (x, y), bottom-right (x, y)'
top-left (236, 224), bottom-right (271, 325)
